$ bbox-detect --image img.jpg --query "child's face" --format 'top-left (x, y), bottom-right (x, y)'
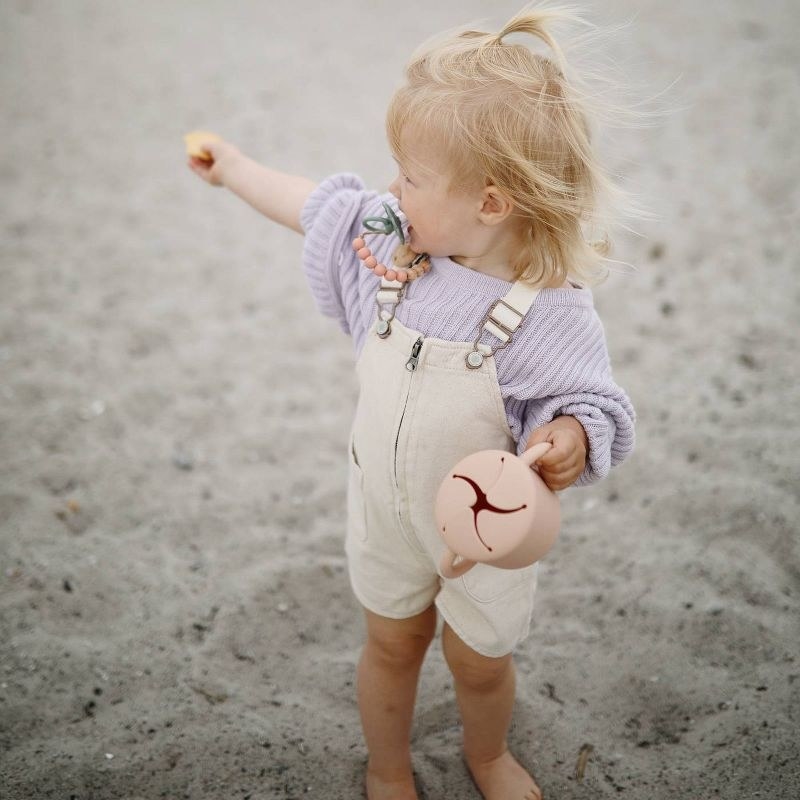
top-left (388, 137), bottom-right (485, 260)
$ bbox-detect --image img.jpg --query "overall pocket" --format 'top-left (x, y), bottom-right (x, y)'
top-left (347, 436), bottom-right (368, 543)
top-left (461, 562), bottom-right (537, 604)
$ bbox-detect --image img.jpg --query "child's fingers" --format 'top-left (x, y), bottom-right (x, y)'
top-left (540, 450), bottom-right (579, 471)
top-left (524, 427), bottom-right (553, 455)
top-left (187, 156), bottom-right (222, 186)
top-left (537, 430), bottom-right (580, 465)
top-left (525, 422), bottom-right (587, 490)
top-left (541, 470), bottom-right (580, 491)
top-left (187, 161), bottom-right (208, 182)
top-left (188, 153), bottom-right (207, 166)
top-left (539, 456), bottom-right (584, 490)
top-left (534, 432), bottom-right (586, 490)
top-left (194, 142), bottom-right (219, 163)
top-left (540, 458), bottom-right (580, 482)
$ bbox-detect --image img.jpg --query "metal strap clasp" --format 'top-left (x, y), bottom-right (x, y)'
top-left (465, 289), bottom-right (537, 369)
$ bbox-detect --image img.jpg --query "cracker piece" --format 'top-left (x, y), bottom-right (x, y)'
top-left (184, 130), bottom-right (221, 161)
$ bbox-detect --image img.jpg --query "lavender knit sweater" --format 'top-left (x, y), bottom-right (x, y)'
top-left (301, 174), bottom-right (635, 486)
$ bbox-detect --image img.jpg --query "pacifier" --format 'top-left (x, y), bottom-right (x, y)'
top-left (352, 202), bottom-right (431, 283)
top-left (435, 442), bottom-right (561, 579)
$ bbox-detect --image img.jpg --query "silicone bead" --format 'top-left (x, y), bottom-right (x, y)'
top-left (352, 225), bottom-right (431, 284)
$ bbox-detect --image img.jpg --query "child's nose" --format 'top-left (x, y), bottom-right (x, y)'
top-left (388, 176), bottom-right (401, 198)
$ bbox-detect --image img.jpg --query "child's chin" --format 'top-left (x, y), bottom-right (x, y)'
top-left (408, 228), bottom-right (426, 252)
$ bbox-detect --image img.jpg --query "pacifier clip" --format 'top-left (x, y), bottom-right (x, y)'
top-left (350, 201), bottom-right (432, 339)
top-left (374, 279), bottom-right (405, 339)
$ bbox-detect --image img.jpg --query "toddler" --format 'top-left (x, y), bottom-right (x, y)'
top-left (188, 7), bottom-right (635, 799)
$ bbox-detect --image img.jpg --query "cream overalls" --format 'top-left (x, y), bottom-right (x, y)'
top-left (346, 278), bottom-right (541, 657)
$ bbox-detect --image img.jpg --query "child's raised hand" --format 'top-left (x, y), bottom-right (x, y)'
top-left (525, 416), bottom-right (589, 491)
top-left (185, 133), bottom-right (240, 187)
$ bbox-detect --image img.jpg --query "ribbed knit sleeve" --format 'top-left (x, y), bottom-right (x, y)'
top-left (504, 302), bottom-right (636, 486)
top-left (300, 173), bottom-right (368, 334)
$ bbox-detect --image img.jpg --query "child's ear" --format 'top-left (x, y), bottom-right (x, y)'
top-left (478, 185), bottom-right (515, 225)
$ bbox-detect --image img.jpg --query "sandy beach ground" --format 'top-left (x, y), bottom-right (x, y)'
top-left (1, 1), bottom-right (798, 797)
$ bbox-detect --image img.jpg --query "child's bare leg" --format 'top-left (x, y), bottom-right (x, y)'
top-left (442, 623), bottom-right (542, 800)
top-left (358, 605), bottom-right (437, 800)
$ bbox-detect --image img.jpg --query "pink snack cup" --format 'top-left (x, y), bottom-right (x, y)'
top-left (435, 442), bottom-right (561, 579)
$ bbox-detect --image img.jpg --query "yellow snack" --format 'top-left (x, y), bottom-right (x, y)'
top-left (184, 130), bottom-right (221, 161)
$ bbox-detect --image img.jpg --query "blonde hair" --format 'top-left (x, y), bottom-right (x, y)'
top-left (387, 5), bottom-right (616, 287)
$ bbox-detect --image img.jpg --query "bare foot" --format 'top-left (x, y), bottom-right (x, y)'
top-left (366, 767), bottom-right (419, 800)
top-left (467, 750), bottom-right (542, 800)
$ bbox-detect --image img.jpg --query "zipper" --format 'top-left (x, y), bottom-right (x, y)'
top-left (406, 337), bottom-right (423, 371)
top-left (394, 336), bottom-right (424, 486)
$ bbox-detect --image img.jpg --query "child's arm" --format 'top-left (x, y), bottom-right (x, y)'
top-left (525, 416), bottom-right (589, 492)
top-left (187, 138), bottom-right (317, 234)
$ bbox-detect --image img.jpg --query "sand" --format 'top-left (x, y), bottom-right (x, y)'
top-left (1, 0), bottom-right (798, 797)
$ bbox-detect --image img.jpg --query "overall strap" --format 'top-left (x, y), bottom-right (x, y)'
top-left (481, 281), bottom-right (540, 344)
top-left (467, 281), bottom-right (540, 369)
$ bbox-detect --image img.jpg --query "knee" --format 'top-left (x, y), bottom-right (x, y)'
top-left (443, 627), bottom-right (512, 692)
top-left (368, 627), bottom-right (433, 671)
top-left (364, 609), bottom-right (436, 671)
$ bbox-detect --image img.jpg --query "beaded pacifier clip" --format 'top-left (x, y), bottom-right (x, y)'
top-left (352, 202), bottom-right (431, 283)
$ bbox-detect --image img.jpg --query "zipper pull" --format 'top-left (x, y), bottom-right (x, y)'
top-left (406, 337), bottom-right (423, 371)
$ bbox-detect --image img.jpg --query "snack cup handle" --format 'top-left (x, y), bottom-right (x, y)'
top-left (440, 549), bottom-right (476, 579)
top-left (519, 441), bottom-right (552, 469)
